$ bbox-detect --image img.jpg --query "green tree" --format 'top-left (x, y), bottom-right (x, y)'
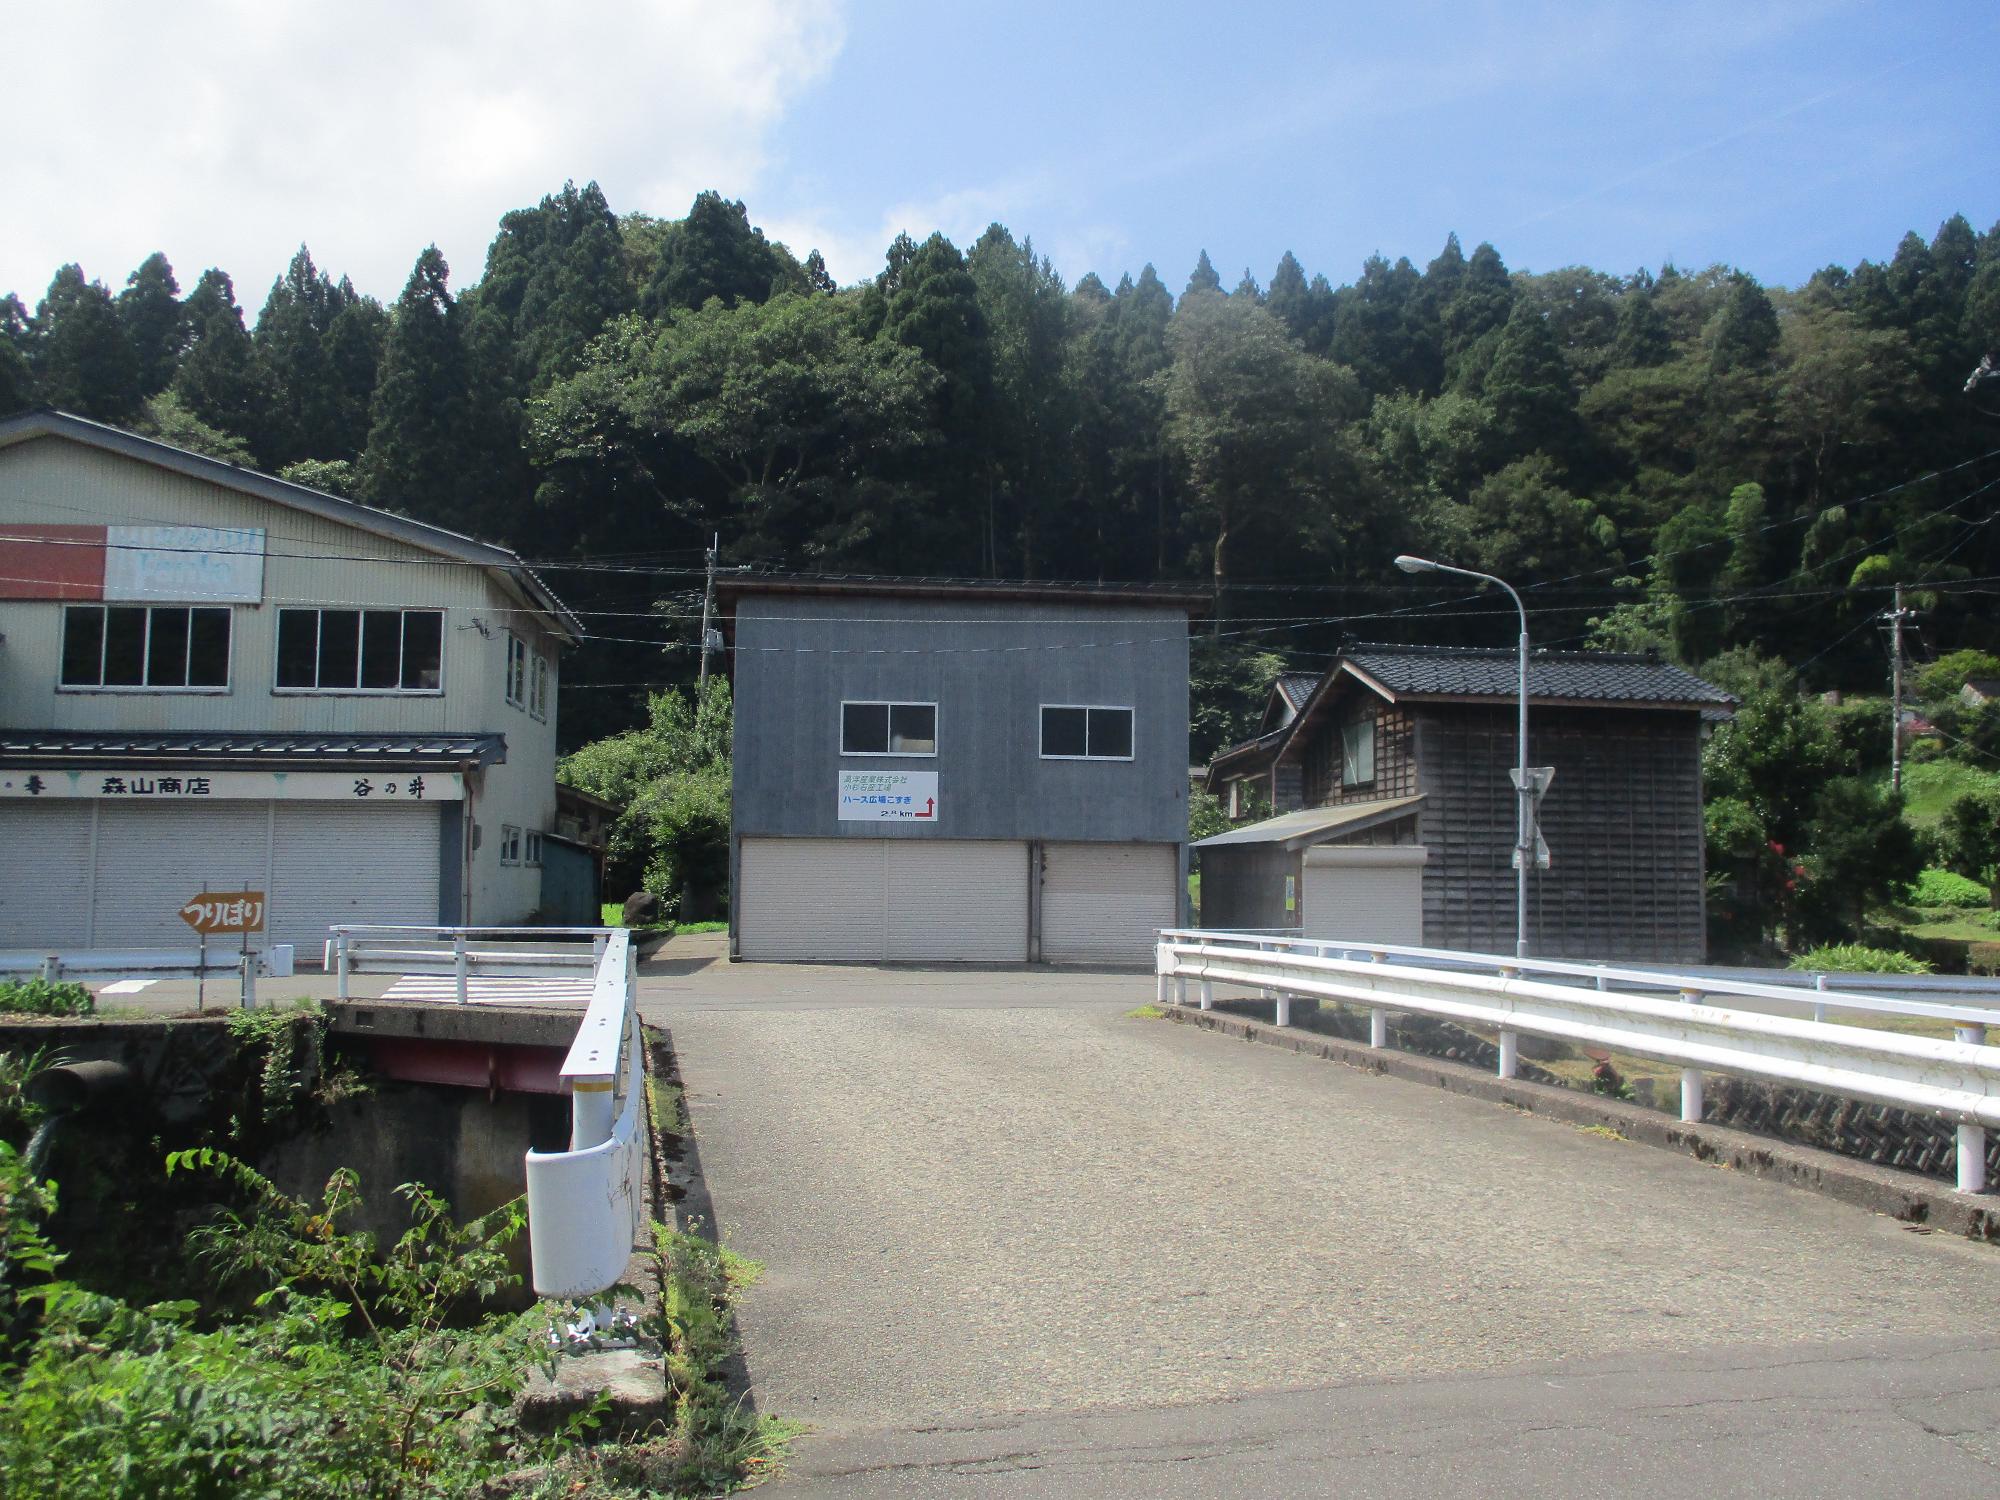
top-left (468, 179), bottom-right (633, 393)
top-left (1707, 273), bottom-right (1780, 375)
top-left (641, 191), bottom-right (782, 316)
top-left (171, 269), bottom-right (262, 442)
top-left (1610, 283), bottom-right (1673, 368)
top-left (0, 293), bottom-right (33, 413)
top-left (1441, 241), bottom-right (1514, 389)
top-left (361, 247), bottom-right (474, 526)
top-left (1484, 298), bottom-right (1580, 463)
top-left (115, 252), bottom-right (185, 397)
top-left (133, 391), bottom-right (253, 463)
top-left (1184, 250), bottom-right (1222, 298)
top-left (1790, 777), bottom-right (1920, 944)
top-left (31, 265), bottom-right (140, 422)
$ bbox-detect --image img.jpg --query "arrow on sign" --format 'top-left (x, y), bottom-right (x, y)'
top-left (917, 798), bottom-right (935, 819)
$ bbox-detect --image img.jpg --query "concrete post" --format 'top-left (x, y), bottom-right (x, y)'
top-left (1497, 1029), bottom-right (1519, 1080)
top-left (1957, 1024), bottom-right (1987, 1193)
top-left (1681, 1069), bottom-right (1705, 1123)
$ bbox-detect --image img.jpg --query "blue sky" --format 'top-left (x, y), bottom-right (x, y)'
top-left (4, 1), bottom-right (1993, 310)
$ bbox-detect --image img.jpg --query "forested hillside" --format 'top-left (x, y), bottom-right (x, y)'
top-left (6, 182), bottom-right (1998, 753)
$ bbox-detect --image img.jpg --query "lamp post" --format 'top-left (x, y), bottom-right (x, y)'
top-left (1394, 554), bottom-right (1533, 959)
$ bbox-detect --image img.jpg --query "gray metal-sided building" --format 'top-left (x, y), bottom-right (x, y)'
top-left (1199, 645), bottom-right (1732, 962)
top-left (720, 576), bottom-right (1204, 964)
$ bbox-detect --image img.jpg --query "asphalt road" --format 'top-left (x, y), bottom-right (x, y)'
top-left (640, 938), bottom-right (2000, 1498)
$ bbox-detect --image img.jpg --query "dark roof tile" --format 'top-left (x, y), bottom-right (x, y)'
top-left (1343, 644), bottom-right (1732, 707)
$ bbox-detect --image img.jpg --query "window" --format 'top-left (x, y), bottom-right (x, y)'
top-left (841, 701), bottom-right (937, 756)
top-left (500, 824), bottom-right (522, 866)
top-left (525, 831), bottom-right (544, 867)
top-left (506, 633), bottom-right (528, 708)
top-left (60, 605), bottom-right (231, 689)
top-left (275, 609), bottom-right (443, 692)
top-left (529, 652), bottom-right (550, 720)
top-left (1041, 705), bottom-right (1134, 761)
top-left (1341, 715), bottom-right (1375, 786)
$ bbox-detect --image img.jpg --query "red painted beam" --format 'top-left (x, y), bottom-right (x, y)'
top-left (363, 1037), bottom-right (567, 1095)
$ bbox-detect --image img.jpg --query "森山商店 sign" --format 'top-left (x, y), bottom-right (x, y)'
top-left (838, 769), bottom-right (938, 823)
top-left (0, 770), bottom-right (465, 800)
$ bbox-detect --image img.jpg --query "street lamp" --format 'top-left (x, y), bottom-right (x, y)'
top-left (1394, 554), bottom-right (1534, 959)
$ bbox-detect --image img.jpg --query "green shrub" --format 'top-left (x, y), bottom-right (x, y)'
top-left (1906, 868), bottom-right (1990, 909)
top-left (0, 979), bottom-right (93, 1017)
top-left (1787, 943), bottom-right (1934, 975)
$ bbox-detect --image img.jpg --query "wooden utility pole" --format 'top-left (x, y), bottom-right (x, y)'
top-left (697, 532), bottom-right (718, 691)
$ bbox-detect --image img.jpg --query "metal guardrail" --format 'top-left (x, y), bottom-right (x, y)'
top-left (0, 945), bottom-right (297, 1007)
top-left (1157, 929), bottom-right (2000, 1195)
top-left (523, 928), bottom-right (645, 1302)
top-left (329, 925), bottom-right (615, 1003)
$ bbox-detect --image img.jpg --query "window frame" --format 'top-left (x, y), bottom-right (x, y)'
top-left (58, 604), bottom-right (234, 693)
top-left (1340, 714), bottom-right (1376, 787)
top-left (529, 652), bottom-right (550, 721)
top-left (499, 824), bottom-right (522, 866)
top-left (525, 830), bottom-right (544, 867)
top-left (839, 699), bottom-right (939, 758)
top-left (504, 632), bottom-right (529, 709)
top-left (271, 607), bottom-right (445, 695)
top-left (1039, 703), bottom-right (1136, 762)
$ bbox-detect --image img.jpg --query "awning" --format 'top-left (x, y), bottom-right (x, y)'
top-left (0, 730), bottom-right (507, 768)
top-left (1194, 794), bottom-right (1425, 852)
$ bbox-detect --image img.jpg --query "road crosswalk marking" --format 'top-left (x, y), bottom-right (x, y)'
top-left (378, 976), bottom-right (593, 1005)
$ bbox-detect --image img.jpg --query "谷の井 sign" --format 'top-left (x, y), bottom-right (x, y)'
top-left (838, 769), bottom-right (939, 823)
top-left (179, 891), bottom-right (265, 935)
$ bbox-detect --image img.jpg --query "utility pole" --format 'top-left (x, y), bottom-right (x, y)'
top-left (697, 531), bottom-right (718, 691)
top-left (1885, 583), bottom-right (1915, 795)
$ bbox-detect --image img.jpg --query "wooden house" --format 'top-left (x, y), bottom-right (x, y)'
top-left (1198, 645), bottom-right (1732, 962)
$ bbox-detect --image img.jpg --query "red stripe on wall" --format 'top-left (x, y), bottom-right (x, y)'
top-left (0, 525), bottom-right (106, 599)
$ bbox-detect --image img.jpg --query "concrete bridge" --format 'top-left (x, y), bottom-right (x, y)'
top-left (643, 932), bottom-right (2000, 1498)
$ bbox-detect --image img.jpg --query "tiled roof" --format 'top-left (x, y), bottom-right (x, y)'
top-left (1275, 672), bottom-right (1321, 710)
top-left (1342, 644), bottom-right (1733, 707)
top-left (1194, 795), bottom-right (1425, 850)
top-left (0, 731), bottom-right (507, 765)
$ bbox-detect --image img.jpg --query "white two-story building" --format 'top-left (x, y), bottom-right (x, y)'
top-left (0, 411), bottom-right (582, 954)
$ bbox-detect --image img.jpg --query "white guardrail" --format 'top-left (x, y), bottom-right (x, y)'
top-left (0, 946), bottom-right (296, 1006)
top-left (522, 928), bottom-right (646, 1302)
top-left (1157, 929), bottom-right (2000, 1195)
top-left (328, 925), bottom-right (618, 1002)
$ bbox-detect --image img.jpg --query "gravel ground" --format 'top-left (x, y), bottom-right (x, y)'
top-left (651, 970), bottom-right (2000, 1437)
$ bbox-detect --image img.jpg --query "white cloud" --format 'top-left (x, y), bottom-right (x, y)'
top-left (2, 1), bottom-right (845, 309)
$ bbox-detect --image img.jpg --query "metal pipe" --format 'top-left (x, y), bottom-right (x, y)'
top-left (27, 1059), bottom-right (135, 1116)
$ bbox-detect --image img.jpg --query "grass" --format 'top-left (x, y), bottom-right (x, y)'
top-left (1125, 1003), bottom-right (1167, 1020)
top-left (1896, 759), bottom-right (2000, 827)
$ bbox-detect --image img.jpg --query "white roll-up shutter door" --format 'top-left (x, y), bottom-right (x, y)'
top-left (1041, 843), bottom-right (1178, 965)
top-left (739, 838), bottom-right (886, 961)
top-left (739, 837), bottom-right (1030, 962)
top-left (91, 802), bottom-right (273, 946)
top-left (0, 803), bottom-right (96, 948)
top-left (1301, 845), bottom-right (1427, 946)
top-left (885, 841), bottom-right (1027, 961)
top-left (270, 803), bottom-right (441, 951)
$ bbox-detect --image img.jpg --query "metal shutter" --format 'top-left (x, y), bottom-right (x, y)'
top-left (91, 802), bottom-right (273, 946)
top-left (885, 841), bottom-right (1028, 961)
top-left (1041, 843), bottom-right (1178, 965)
top-left (1301, 846), bottom-right (1426, 946)
top-left (739, 838), bottom-right (887, 961)
top-left (739, 838), bottom-right (1031, 962)
top-left (269, 803), bottom-right (441, 952)
top-left (0, 803), bottom-right (96, 948)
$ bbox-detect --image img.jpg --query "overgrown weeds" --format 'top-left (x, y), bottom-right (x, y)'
top-left (0, 979), bottom-right (93, 1017)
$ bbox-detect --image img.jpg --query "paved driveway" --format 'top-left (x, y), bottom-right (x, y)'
top-left (640, 936), bottom-right (2000, 1495)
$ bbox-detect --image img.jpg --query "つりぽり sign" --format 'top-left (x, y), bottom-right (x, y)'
top-left (179, 892), bottom-right (266, 935)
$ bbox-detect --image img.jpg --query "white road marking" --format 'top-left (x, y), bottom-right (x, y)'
top-left (379, 976), bottom-right (593, 1004)
top-left (99, 979), bottom-right (157, 994)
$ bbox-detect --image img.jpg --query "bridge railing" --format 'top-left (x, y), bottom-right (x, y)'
top-left (328, 924), bottom-right (616, 1002)
top-left (1157, 929), bottom-right (2000, 1195)
top-left (0, 945), bottom-right (296, 1007)
top-left (522, 927), bottom-right (645, 1301)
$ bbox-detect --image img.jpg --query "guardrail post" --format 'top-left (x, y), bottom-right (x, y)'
top-left (454, 933), bottom-right (469, 1005)
top-left (1813, 973), bottom-right (1828, 1024)
top-left (1198, 979), bottom-right (1214, 1011)
top-left (239, 952), bottom-right (257, 1010)
top-left (1369, 1008), bottom-right (1388, 1048)
top-left (1497, 1029), bottom-right (1519, 1079)
top-left (1958, 1024), bottom-right (1988, 1194)
top-left (1274, 993), bottom-right (1291, 1027)
top-left (570, 1075), bottom-right (616, 1151)
top-left (39, 954), bottom-right (59, 983)
top-left (592, 931), bottom-right (608, 968)
top-left (1680, 987), bottom-right (1706, 1121)
top-left (335, 932), bottom-right (351, 1000)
